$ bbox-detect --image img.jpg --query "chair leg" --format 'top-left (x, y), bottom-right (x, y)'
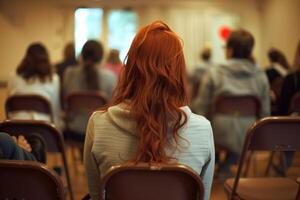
top-left (62, 151), bottom-right (74, 200)
top-left (265, 151), bottom-right (275, 176)
top-left (71, 145), bottom-right (79, 175)
top-left (244, 151), bottom-right (252, 177)
top-left (279, 152), bottom-right (287, 177)
top-left (252, 153), bottom-right (258, 176)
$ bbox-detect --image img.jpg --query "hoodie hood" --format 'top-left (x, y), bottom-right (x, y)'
top-left (221, 59), bottom-right (261, 78)
top-left (106, 102), bottom-right (192, 136)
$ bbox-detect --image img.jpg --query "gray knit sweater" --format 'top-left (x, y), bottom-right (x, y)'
top-left (84, 103), bottom-right (215, 200)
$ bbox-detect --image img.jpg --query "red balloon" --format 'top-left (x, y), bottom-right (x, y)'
top-left (219, 26), bottom-right (231, 41)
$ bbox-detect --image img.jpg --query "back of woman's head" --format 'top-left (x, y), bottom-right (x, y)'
top-left (294, 40), bottom-right (300, 70)
top-left (17, 43), bottom-right (52, 82)
top-left (268, 48), bottom-right (290, 69)
top-left (107, 49), bottom-right (121, 65)
top-left (226, 29), bottom-right (254, 60)
top-left (110, 21), bottom-right (189, 162)
top-left (81, 40), bottom-right (104, 90)
top-left (64, 42), bottom-right (76, 62)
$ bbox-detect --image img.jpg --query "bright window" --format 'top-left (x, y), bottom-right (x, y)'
top-left (107, 10), bottom-right (137, 61)
top-left (74, 8), bottom-right (103, 56)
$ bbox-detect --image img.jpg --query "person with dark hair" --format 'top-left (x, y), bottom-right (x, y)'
top-left (266, 48), bottom-right (289, 85)
top-left (84, 21), bottom-right (214, 200)
top-left (193, 29), bottom-right (270, 177)
top-left (9, 43), bottom-right (64, 131)
top-left (104, 49), bottom-right (123, 76)
top-left (55, 42), bottom-right (78, 81)
top-left (63, 40), bottom-right (116, 141)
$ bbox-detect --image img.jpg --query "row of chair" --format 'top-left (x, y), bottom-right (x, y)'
top-left (0, 92), bottom-right (300, 199)
top-left (0, 117), bottom-right (299, 199)
top-left (5, 91), bottom-right (108, 124)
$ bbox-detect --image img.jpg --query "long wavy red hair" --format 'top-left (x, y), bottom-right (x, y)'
top-left (107, 21), bottom-right (189, 162)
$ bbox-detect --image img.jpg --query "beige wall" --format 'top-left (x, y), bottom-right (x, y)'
top-left (0, 0), bottom-right (74, 80)
top-left (0, 0), bottom-right (299, 81)
top-left (260, 0), bottom-right (300, 67)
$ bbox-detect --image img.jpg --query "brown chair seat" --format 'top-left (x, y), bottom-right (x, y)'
top-left (225, 178), bottom-right (298, 200)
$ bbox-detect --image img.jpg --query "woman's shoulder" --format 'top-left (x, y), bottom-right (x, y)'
top-left (189, 113), bottom-right (212, 130)
top-left (89, 110), bottom-right (108, 124)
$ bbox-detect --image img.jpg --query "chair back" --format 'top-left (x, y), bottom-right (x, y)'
top-left (0, 120), bottom-right (74, 200)
top-left (290, 91), bottom-right (300, 114)
top-left (65, 91), bottom-right (107, 114)
top-left (100, 163), bottom-right (204, 200)
top-left (230, 117), bottom-right (300, 199)
top-left (0, 120), bottom-right (63, 153)
top-left (0, 160), bottom-right (64, 200)
top-left (5, 94), bottom-right (54, 122)
top-left (213, 95), bottom-right (261, 118)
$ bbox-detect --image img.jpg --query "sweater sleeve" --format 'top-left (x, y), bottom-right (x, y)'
top-left (200, 124), bottom-right (215, 200)
top-left (84, 115), bottom-right (102, 200)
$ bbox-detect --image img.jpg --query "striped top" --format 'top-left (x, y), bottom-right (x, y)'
top-left (83, 103), bottom-right (215, 200)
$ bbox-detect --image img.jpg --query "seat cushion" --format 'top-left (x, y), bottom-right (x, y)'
top-left (224, 178), bottom-right (299, 200)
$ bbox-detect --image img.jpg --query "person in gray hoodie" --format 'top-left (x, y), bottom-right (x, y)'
top-left (193, 29), bottom-right (270, 175)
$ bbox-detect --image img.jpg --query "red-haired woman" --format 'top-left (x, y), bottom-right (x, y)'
top-left (84, 21), bottom-right (215, 200)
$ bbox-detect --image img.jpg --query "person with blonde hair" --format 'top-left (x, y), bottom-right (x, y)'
top-left (104, 49), bottom-right (123, 76)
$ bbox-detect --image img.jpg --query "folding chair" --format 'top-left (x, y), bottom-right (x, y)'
top-left (266, 91), bottom-right (300, 176)
top-left (100, 162), bottom-right (205, 200)
top-left (224, 117), bottom-right (300, 200)
top-left (5, 94), bottom-right (54, 122)
top-left (212, 95), bottom-right (261, 175)
top-left (0, 120), bottom-right (74, 200)
top-left (64, 91), bottom-right (107, 170)
top-left (0, 160), bottom-right (64, 200)
top-left (290, 91), bottom-right (300, 114)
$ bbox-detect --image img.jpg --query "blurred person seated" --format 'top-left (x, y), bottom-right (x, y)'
top-left (192, 47), bottom-right (213, 82)
top-left (84, 21), bottom-right (215, 200)
top-left (55, 42), bottom-right (77, 81)
top-left (277, 40), bottom-right (300, 172)
top-left (104, 49), bottom-right (123, 76)
top-left (279, 40), bottom-right (300, 116)
top-left (63, 40), bottom-right (117, 142)
top-left (265, 48), bottom-right (290, 86)
top-left (193, 29), bottom-right (270, 177)
top-left (8, 43), bottom-right (64, 131)
top-left (0, 132), bottom-right (46, 163)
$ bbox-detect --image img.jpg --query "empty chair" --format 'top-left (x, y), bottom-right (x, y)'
top-left (5, 94), bottom-right (54, 122)
top-left (100, 162), bottom-right (205, 200)
top-left (65, 91), bottom-right (107, 138)
top-left (65, 91), bottom-right (108, 170)
top-left (0, 120), bottom-right (74, 200)
top-left (0, 160), bottom-right (64, 200)
top-left (224, 117), bottom-right (300, 200)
